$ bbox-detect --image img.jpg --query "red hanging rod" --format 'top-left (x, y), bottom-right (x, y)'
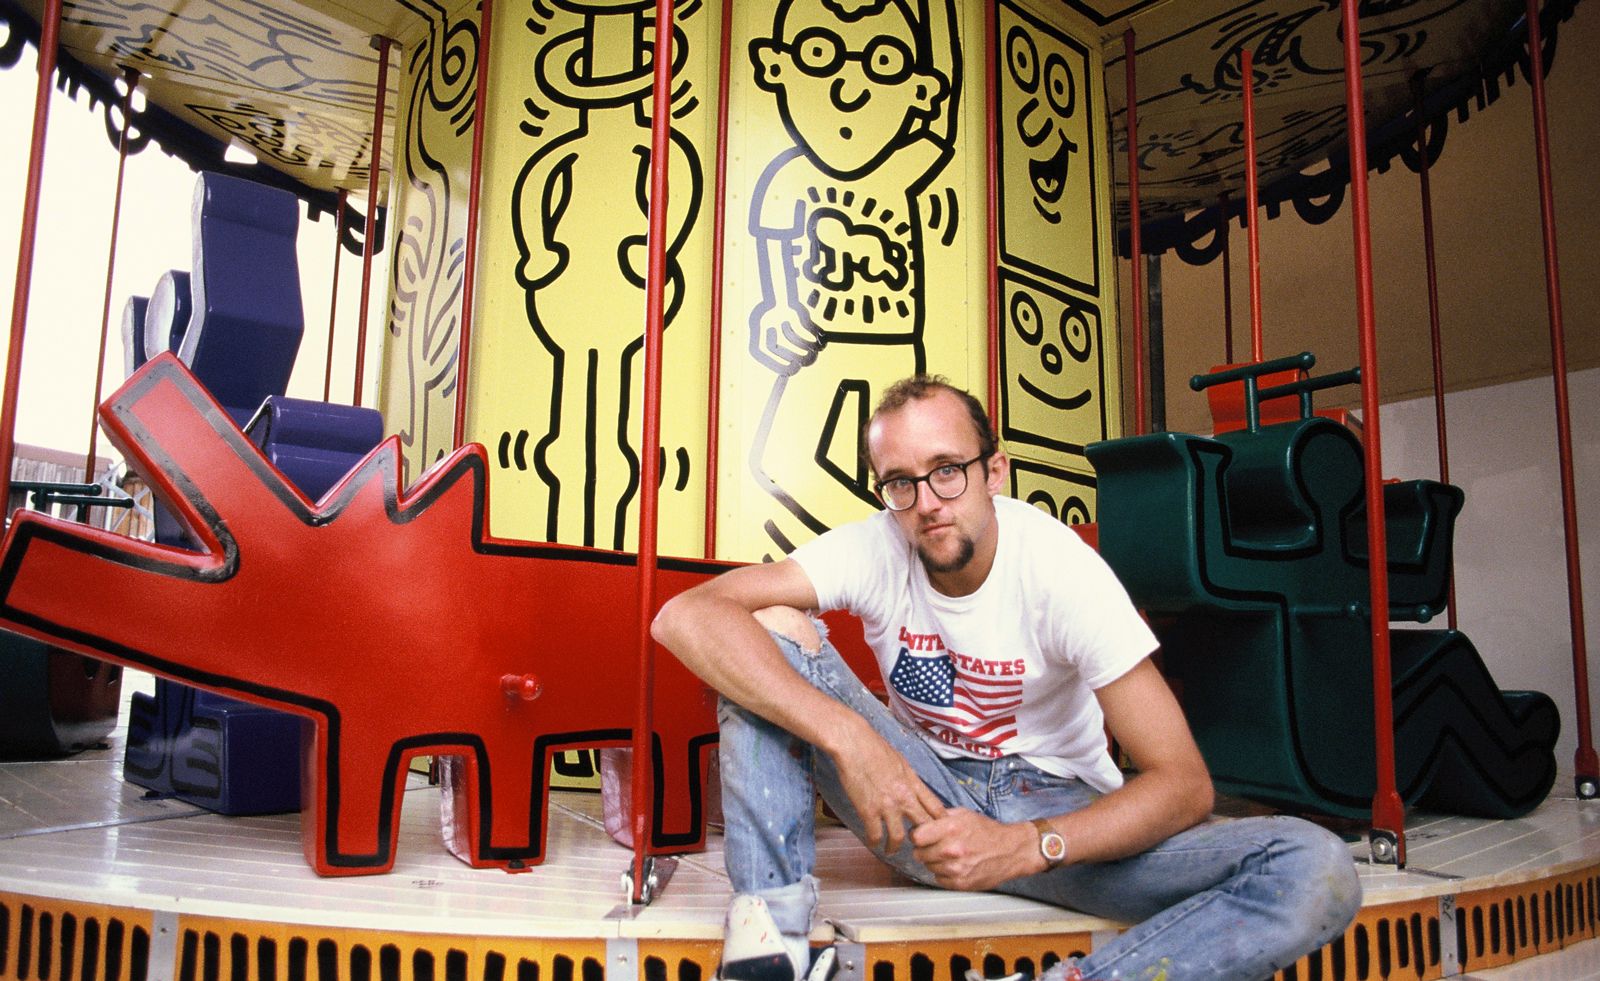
top-left (1523, 0), bottom-right (1596, 798)
top-left (84, 66), bottom-right (141, 486)
top-left (985, 0), bottom-right (1000, 424)
top-left (630, 0), bottom-right (678, 905)
top-left (454, 1), bottom-right (494, 450)
top-left (1124, 29), bottom-right (1146, 436)
top-left (0, 0), bottom-right (65, 522)
top-left (354, 35), bottom-right (394, 410)
top-left (1340, 0), bottom-right (1406, 866)
top-left (1241, 48), bottom-right (1263, 363)
top-left (704, 0), bottom-right (734, 560)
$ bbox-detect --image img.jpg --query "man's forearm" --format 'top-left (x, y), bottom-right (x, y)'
top-left (652, 592), bottom-right (862, 758)
top-left (1036, 766), bottom-right (1214, 870)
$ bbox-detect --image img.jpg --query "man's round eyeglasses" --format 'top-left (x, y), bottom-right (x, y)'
top-left (874, 454), bottom-right (990, 512)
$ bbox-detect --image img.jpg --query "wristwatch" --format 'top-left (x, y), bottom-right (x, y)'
top-left (1031, 818), bottom-right (1068, 869)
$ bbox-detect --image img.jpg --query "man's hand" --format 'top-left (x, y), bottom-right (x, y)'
top-left (910, 809), bottom-right (1038, 891)
top-left (826, 723), bottom-right (946, 853)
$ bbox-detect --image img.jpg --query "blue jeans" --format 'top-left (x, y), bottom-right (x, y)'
top-left (719, 626), bottom-right (1362, 981)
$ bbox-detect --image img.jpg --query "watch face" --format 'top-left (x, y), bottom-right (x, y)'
top-left (1042, 831), bottom-right (1067, 862)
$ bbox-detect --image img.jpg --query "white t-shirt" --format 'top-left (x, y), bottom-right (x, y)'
top-left (791, 495), bottom-right (1157, 792)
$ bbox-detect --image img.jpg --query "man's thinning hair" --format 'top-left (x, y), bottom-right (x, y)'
top-left (861, 375), bottom-right (999, 477)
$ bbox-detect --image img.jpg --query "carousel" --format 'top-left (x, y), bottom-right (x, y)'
top-left (0, 0), bottom-right (1595, 978)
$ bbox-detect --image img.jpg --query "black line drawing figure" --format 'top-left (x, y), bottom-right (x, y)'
top-left (1006, 19), bottom-right (1076, 226)
top-left (1009, 458), bottom-right (1095, 526)
top-left (511, 0), bottom-right (704, 550)
top-left (745, 0), bottom-right (961, 557)
top-left (995, 0), bottom-right (1096, 295)
top-left (1108, 0), bottom-right (1476, 227)
top-left (386, 0), bottom-right (475, 485)
top-left (997, 271), bottom-right (1106, 459)
top-left (187, 102), bottom-right (374, 180)
top-left (71, 0), bottom-right (382, 106)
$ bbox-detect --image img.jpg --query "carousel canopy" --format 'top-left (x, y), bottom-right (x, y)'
top-left (0, 0), bottom-right (1581, 258)
top-left (1104, 0), bottom-right (1581, 259)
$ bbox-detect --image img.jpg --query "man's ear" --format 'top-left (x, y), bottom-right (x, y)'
top-left (985, 449), bottom-right (1010, 495)
top-left (751, 39), bottom-right (785, 93)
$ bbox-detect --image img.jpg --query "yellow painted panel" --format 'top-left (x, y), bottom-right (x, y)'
top-left (375, 0), bottom-right (1123, 558)
top-left (377, 3), bottom-right (477, 486)
top-left (718, 0), bottom-right (987, 561)
top-left (993, 0), bottom-right (1120, 524)
top-left (466, 0), bottom-right (718, 554)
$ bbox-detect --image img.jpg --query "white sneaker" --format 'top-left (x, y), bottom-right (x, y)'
top-left (717, 895), bottom-right (837, 981)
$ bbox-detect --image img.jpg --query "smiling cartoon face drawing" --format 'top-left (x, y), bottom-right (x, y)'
top-left (998, 271), bottom-right (1105, 457)
top-left (995, 1), bottom-right (1097, 295)
top-left (1006, 22), bottom-right (1078, 222)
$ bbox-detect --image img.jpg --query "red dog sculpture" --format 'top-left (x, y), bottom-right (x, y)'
top-left (0, 354), bottom-right (729, 876)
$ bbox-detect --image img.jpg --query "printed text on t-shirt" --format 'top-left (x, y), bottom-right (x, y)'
top-left (889, 627), bottom-right (1026, 756)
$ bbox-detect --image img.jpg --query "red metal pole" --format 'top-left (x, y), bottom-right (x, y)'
top-left (1411, 76), bottom-right (1456, 631)
top-left (704, 0), bottom-right (733, 561)
top-left (454, 3), bottom-right (494, 450)
top-left (1220, 193), bottom-right (1234, 364)
top-left (354, 36), bottom-right (394, 410)
top-left (1523, 0), bottom-right (1597, 796)
top-left (632, 0), bottom-right (677, 903)
top-left (1241, 49), bottom-right (1264, 363)
top-left (1123, 30), bottom-right (1146, 436)
top-left (84, 67), bottom-right (139, 486)
top-left (985, 0), bottom-right (1000, 423)
top-left (1342, 0), bottom-right (1406, 864)
top-left (0, 0), bottom-right (64, 522)
top-left (324, 188), bottom-right (347, 404)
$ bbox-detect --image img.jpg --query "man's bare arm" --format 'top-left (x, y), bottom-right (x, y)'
top-left (1042, 657), bottom-right (1215, 858)
top-left (652, 561), bottom-right (946, 850)
top-left (911, 657), bottom-right (1213, 889)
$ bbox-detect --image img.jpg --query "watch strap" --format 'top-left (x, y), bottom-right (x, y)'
top-left (1031, 817), bottom-right (1067, 869)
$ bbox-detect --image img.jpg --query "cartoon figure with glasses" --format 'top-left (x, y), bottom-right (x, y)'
top-left (745, 0), bottom-right (960, 557)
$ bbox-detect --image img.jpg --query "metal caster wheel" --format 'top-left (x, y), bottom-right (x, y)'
top-left (620, 856), bottom-right (676, 907)
top-left (1369, 830), bottom-right (1401, 866)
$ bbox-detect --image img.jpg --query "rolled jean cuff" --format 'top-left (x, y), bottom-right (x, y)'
top-left (751, 874), bottom-right (821, 937)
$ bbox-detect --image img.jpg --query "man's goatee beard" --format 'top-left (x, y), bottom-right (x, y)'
top-left (919, 534), bottom-right (976, 574)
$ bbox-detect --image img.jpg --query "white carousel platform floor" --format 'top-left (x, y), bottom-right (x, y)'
top-left (3, 705), bottom-right (1600, 974)
top-left (0, 731), bottom-right (1126, 943)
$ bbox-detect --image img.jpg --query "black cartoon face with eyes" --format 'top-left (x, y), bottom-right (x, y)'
top-left (1006, 24), bottom-right (1077, 224)
top-left (1010, 459), bottom-right (1095, 526)
top-left (997, 270), bottom-right (1105, 456)
top-left (752, 0), bottom-right (947, 179)
top-left (1009, 288), bottom-right (1092, 412)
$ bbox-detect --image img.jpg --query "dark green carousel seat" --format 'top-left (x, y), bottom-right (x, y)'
top-left (1085, 353), bottom-right (1558, 820)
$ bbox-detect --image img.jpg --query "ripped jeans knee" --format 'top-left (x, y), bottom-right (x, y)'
top-left (753, 605), bottom-right (826, 654)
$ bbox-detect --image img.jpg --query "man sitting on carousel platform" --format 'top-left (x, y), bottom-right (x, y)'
top-left (652, 375), bottom-right (1361, 981)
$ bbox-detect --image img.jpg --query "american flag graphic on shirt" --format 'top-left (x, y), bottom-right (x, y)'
top-left (888, 646), bottom-right (1024, 753)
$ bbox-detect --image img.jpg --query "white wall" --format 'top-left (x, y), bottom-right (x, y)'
top-left (1378, 368), bottom-right (1600, 775)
